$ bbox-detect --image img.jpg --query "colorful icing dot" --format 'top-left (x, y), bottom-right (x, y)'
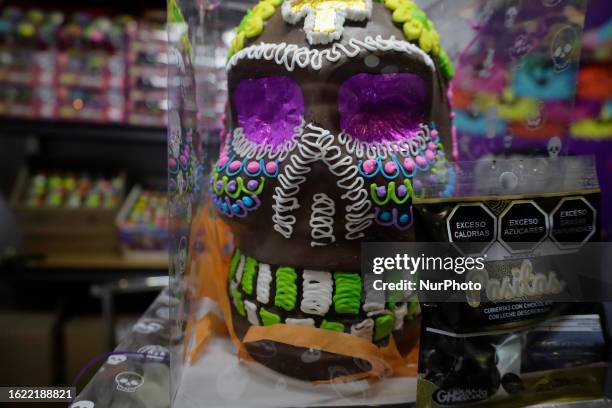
top-left (229, 160), bottom-right (242, 172)
top-left (384, 161), bottom-right (397, 175)
top-left (169, 158), bottom-right (177, 170)
top-left (416, 156), bottom-right (427, 167)
top-left (403, 158), bottom-right (416, 172)
top-left (428, 142), bottom-right (437, 151)
top-left (243, 196), bottom-right (254, 208)
top-left (227, 180), bottom-right (237, 193)
top-left (380, 211), bottom-right (392, 222)
top-left (231, 203), bottom-right (240, 213)
top-left (363, 159), bottom-right (377, 174)
top-left (216, 181), bottom-right (223, 190)
top-left (426, 150), bottom-right (436, 161)
top-left (218, 155), bottom-right (230, 167)
top-left (247, 180), bottom-right (259, 191)
top-left (399, 214), bottom-right (410, 224)
top-left (376, 186), bottom-right (386, 198)
top-left (265, 161), bottom-right (278, 174)
top-left (413, 180), bottom-right (423, 190)
top-left (246, 161), bottom-right (260, 173)
top-left (397, 184), bottom-right (407, 197)
top-left (431, 129), bottom-right (439, 139)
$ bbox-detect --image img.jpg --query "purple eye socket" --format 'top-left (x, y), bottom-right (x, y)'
top-left (338, 73), bottom-right (428, 143)
top-left (234, 76), bottom-right (304, 146)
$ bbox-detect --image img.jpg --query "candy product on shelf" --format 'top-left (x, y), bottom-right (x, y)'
top-left (127, 10), bottom-right (168, 127)
top-left (413, 157), bottom-right (607, 407)
top-left (116, 185), bottom-right (169, 260)
top-left (10, 167), bottom-right (126, 255)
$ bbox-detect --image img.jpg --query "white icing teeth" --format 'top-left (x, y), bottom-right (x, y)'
top-left (350, 318), bottom-right (374, 341)
top-left (235, 255), bottom-right (246, 284)
top-left (256, 263), bottom-right (273, 304)
top-left (285, 318), bottom-right (315, 327)
top-left (363, 272), bottom-right (385, 312)
top-left (244, 300), bottom-right (260, 326)
top-left (301, 270), bottom-right (333, 316)
top-left (393, 303), bottom-right (408, 331)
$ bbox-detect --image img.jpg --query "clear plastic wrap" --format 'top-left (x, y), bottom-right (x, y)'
top-left (167, 1), bottom-right (591, 406)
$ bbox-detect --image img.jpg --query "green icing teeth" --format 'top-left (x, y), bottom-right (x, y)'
top-left (321, 320), bottom-right (345, 333)
top-left (259, 308), bottom-right (281, 326)
top-left (229, 249), bottom-right (242, 281)
top-left (333, 272), bottom-right (362, 315)
top-left (275, 266), bottom-right (298, 312)
top-left (241, 257), bottom-right (258, 295)
top-left (374, 313), bottom-right (395, 341)
top-left (231, 286), bottom-right (246, 317)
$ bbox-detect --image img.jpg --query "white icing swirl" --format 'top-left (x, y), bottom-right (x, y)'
top-left (227, 35), bottom-right (436, 73)
top-left (310, 193), bottom-right (336, 247)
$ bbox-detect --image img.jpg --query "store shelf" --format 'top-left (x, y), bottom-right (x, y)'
top-left (33, 252), bottom-right (169, 270)
top-left (0, 118), bottom-right (167, 144)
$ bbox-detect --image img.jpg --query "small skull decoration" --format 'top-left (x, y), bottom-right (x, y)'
top-left (115, 371), bottom-right (144, 393)
top-left (547, 136), bottom-right (562, 158)
top-left (106, 354), bottom-right (127, 365)
top-left (212, 0), bottom-right (454, 381)
top-left (551, 26), bottom-right (577, 72)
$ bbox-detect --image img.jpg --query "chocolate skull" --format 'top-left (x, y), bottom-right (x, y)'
top-left (211, 0), bottom-right (455, 381)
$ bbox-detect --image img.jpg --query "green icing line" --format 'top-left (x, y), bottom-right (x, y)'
top-left (407, 297), bottom-right (420, 320)
top-left (241, 257), bottom-right (258, 295)
top-left (259, 308), bottom-right (281, 326)
top-left (374, 314), bottom-right (395, 341)
top-left (231, 287), bottom-right (246, 317)
top-left (438, 48), bottom-right (455, 79)
top-left (333, 272), bottom-right (361, 315)
top-left (229, 250), bottom-right (241, 281)
top-left (212, 170), bottom-right (265, 199)
top-left (321, 320), bottom-right (345, 332)
top-left (370, 180), bottom-right (413, 206)
top-left (274, 266), bottom-right (297, 311)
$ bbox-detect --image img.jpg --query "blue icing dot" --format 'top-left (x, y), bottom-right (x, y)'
top-left (399, 214), bottom-right (410, 224)
top-left (231, 203), bottom-right (240, 213)
top-left (380, 211), bottom-right (392, 222)
top-left (222, 203), bottom-right (229, 212)
top-left (243, 196), bottom-right (254, 207)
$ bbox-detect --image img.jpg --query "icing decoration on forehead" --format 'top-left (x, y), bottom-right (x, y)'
top-left (281, 0), bottom-right (373, 45)
top-left (377, 0), bottom-right (454, 78)
top-left (229, 0), bottom-right (284, 57)
top-left (227, 36), bottom-right (435, 72)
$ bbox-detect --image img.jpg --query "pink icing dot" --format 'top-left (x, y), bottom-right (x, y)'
top-left (430, 129), bottom-right (439, 141)
top-left (362, 159), bottom-right (377, 174)
top-left (246, 161), bottom-right (260, 173)
top-left (428, 142), bottom-right (437, 151)
top-left (218, 155), bottom-right (230, 167)
top-left (403, 158), bottom-right (415, 172)
top-left (229, 160), bottom-right (242, 172)
top-left (384, 161), bottom-right (397, 174)
top-left (426, 150), bottom-right (436, 161)
top-left (416, 155), bottom-right (427, 167)
top-left (265, 161), bottom-right (278, 174)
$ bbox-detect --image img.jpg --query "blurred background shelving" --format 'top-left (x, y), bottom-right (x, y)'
top-left (0, 0), bottom-right (171, 391)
